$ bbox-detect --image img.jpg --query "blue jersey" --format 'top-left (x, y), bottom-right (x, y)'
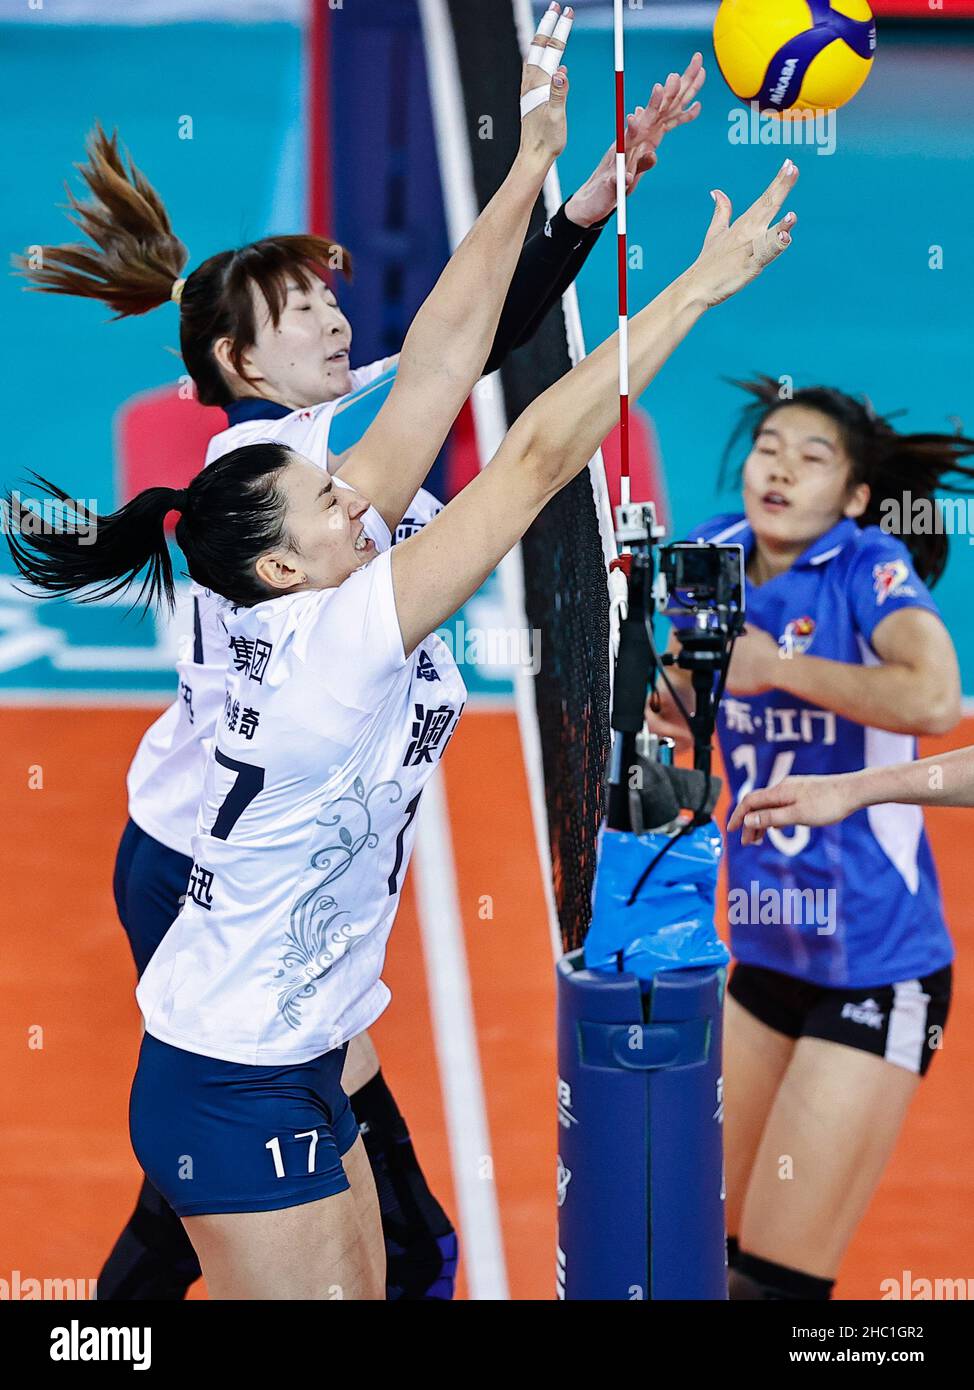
top-left (682, 514), bottom-right (953, 988)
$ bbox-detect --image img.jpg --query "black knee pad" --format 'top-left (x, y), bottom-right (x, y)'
top-left (728, 1266), bottom-right (768, 1300)
top-left (732, 1249), bottom-right (834, 1301)
top-left (97, 1178), bottom-right (201, 1301)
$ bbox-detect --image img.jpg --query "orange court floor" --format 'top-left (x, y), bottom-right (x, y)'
top-left (1, 705), bottom-right (972, 1301)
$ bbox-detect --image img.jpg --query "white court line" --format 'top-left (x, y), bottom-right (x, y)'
top-left (0, 689), bottom-right (171, 708)
top-left (412, 769), bottom-right (510, 1301)
top-left (416, 0), bottom-right (513, 1302)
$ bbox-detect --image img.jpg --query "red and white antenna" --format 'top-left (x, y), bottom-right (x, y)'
top-left (613, 0), bottom-right (630, 512)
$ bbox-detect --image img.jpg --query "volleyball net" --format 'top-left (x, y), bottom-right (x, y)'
top-left (419, 0), bottom-right (617, 959)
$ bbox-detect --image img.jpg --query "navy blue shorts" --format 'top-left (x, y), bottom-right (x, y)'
top-left (113, 818), bottom-right (191, 978)
top-left (130, 1032), bottom-right (360, 1217)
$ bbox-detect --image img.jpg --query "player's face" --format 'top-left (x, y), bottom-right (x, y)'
top-left (242, 275), bottom-right (354, 409)
top-left (256, 456), bottom-right (377, 595)
top-left (741, 405), bottom-right (868, 554)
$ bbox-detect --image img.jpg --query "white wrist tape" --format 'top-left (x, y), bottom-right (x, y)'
top-left (520, 84), bottom-right (553, 119)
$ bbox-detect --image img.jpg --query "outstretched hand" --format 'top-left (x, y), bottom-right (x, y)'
top-left (689, 159), bottom-right (799, 309)
top-left (629, 52), bottom-right (706, 175)
top-left (565, 52), bottom-right (705, 228)
top-left (727, 774), bottom-right (860, 845)
top-left (519, 3), bottom-right (574, 166)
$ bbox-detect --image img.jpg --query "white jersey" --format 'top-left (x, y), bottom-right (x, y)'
top-left (126, 361), bottom-right (442, 856)
top-left (136, 533), bottom-right (467, 1065)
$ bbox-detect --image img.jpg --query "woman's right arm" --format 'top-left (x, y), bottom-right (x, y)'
top-left (391, 163), bottom-right (799, 655)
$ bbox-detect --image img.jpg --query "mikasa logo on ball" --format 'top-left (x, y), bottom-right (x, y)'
top-left (714, 0), bottom-right (877, 117)
top-left (769, 58), bottom-right (799, 107)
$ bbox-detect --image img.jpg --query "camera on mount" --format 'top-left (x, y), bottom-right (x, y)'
top-left (608, 504), bottom-right (747, 835)
top-left (657, 541), bottom-right (745, 635)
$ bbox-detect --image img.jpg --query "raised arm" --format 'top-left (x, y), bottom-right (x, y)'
top-left (341, 59), bottom-right (704, 400)
top-left (482, 52), bottom-right (707, 372)
top-left (391, 164), bottom-right (799, 655)
top-left (337, 3), bottom-right (574, 534)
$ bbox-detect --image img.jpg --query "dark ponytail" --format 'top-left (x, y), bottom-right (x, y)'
top-left (14, 125), bottom-right (352, 406)
top-left (4, 443), bottom-right (297, 614)
top-left (722, 375), bottom-right (974, 585)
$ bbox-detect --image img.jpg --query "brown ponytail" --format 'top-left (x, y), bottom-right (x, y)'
top-left (15, 124), bottom-right (187, 317)
top-left (14, 125), bottom-right (352, 406)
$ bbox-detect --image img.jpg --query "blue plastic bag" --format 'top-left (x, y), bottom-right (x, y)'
top-left (584, 821), bottom-right (729, 981)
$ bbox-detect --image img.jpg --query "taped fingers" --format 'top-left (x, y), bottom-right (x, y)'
top-left (759, 210), bottom-right (798, 264)
top-left (521, 3), bottom-right (574, 120)
top-left (526, 3), bottom-right (573, 74)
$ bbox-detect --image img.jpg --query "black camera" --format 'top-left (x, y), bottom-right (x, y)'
top-left (658, 541), bottom-right (745, 635)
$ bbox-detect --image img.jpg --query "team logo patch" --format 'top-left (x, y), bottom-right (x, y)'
top-left (779, 615), bottom-right (815, 657)
top-left (840, 997), bottom-right (885, 1030)
top-left (416, 650), bottom-right (440, 683)
top-left (872, 559), bottom-right (914, 605)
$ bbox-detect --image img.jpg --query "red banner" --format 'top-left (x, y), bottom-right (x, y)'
top-left (872, 1), bottom-right (974, 15)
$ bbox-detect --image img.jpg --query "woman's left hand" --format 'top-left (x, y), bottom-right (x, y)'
top-left (565, 52), bottom-right (705, 227)
top-left (725, 624), bottom-right (782, 696)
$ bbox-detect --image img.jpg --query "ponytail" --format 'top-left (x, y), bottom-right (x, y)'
top-left (4, 443), bottom-right (296, 615)
top-left (14, 124), bottom-right (187, 318)
top-left (855, 427), bottom-right (974, 586)
top-left (723, 375), bottom-right (974, 585)
top-left (5, 473), bottom-right (181, 612)
top-left (15, 124), bottom-right (352, 406)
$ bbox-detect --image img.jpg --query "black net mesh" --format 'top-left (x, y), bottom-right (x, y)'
top-left (445, 0), bottom-right (612, 953)
top-left (519, 480), bottom-right (612, 953)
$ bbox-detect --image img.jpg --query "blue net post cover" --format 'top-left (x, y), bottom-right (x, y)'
top-left (556, 951), bottom-right (728, 1299)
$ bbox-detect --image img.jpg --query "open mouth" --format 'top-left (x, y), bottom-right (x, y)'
top-left (327, 348), bottom-right (349, 364)
top-left (354, 530), bottom-right (373, 554)
top-left (761, 490), bottom-right (790, 511)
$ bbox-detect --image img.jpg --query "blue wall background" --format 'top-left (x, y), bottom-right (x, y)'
top-left (0, 21), bottom-right (304, 693)
top-left (2, 16), bottom-right (972, 692)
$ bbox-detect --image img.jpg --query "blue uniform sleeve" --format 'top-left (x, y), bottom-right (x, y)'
top-left (846, 528), bottom-right (941, 648)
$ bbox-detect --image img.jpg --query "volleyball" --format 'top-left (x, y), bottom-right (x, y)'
top-left (713, 0), bottom-right (877, 114)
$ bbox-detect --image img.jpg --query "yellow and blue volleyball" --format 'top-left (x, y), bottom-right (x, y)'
top-left (713, 0), bottom-right (877, 114)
